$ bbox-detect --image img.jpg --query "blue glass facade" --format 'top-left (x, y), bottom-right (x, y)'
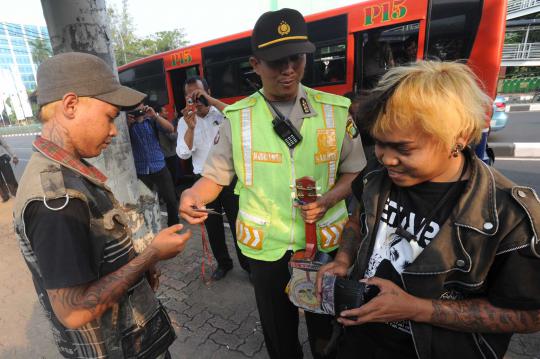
top-left (0, 22), bottom-right (50, 91)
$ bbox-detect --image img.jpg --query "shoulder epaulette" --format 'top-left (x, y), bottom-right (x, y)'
top-left (224, 94), bottom-right (259, 113)
top-left (306, 88), bottom-right (351, 108)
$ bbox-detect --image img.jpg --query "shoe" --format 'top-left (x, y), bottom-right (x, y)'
top-left (211, 266), bottom-right (232, 281)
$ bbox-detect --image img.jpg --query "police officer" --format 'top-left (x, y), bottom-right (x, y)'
top-left (180, 8), bottom-right (366, 359)
top-left (14, 52), bottom-right (191, 358)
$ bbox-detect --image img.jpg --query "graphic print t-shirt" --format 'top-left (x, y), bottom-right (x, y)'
top-left (358, 179), bottom-right (466, 357)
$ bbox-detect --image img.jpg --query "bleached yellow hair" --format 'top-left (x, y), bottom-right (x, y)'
top-left (39, 96), bottom-right (92, 122)
top-left (370, 61), bottom-right (492, 148)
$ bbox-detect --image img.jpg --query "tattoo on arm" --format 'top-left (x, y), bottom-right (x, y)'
top-left (430, 298), bottom-right (540, 333)
top-left (48, 246), bottom-right (159, 326)
top-left (340, 226), bottom-right (360, 260)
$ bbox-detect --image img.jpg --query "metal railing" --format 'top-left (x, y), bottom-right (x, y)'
top-left (508, 0), bottom-right (540, 14)
top-left (502, 42), bottom-right (540, 60)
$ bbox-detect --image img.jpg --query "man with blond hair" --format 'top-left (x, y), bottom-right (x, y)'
top-left (13, 52), bottom-right (190, 358)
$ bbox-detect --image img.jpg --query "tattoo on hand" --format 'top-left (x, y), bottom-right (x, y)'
top-left (431, 298), bottom-right (540, 333)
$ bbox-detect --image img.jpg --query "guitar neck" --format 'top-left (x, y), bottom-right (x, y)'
top-left (305, 222), bottom-right (317, 260)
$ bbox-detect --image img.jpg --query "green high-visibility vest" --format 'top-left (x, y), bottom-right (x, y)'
top-left (224, 86), bottom-right (350, 261)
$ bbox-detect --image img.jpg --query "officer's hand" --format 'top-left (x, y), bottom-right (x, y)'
top-left (315, 259), bottom-right (350, 301)
top-left (179, 188), bottom-right (208, 224)
top-left (182, 108), bottom-right (197, 130)
top-left (295, 197), bottom-right (330, 224)
top-left (148, 224), bottom-right (191, 261)
top-left (337, 277), bottom-right (425, 327)
top-left (12, 156), bottom-right (18, 165)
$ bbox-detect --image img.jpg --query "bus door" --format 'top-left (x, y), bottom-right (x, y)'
top-left (168, 65), bottom-right (200, 115)
top-left (354, 22), bottom-right (420, 91)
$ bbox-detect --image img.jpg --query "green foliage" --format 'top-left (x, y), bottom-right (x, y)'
top-left (29, 37), bottom-right (52, 66)
top-left (108, 1), bottom-right (188, 66)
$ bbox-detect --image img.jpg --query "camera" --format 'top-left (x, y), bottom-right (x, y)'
top-left (196, 95), bottom-right (209, 106)
top-left (127, 109), bottom-right (145, 117)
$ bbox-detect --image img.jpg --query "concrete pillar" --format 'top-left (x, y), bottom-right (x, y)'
top-left (40, 0), bottom-right (162, 250)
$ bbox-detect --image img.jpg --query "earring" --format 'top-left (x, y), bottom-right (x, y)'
top-left (452, 143), bottom-right (464, 158)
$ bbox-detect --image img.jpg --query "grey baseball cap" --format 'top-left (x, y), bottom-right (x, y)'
top-left (36, 52), bottom-right (146, 108)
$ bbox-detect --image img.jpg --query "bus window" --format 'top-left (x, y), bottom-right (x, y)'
top-left (357, 23), bottom-right (419, 89)
top-left (425, 0), bottom-right (482, 61)
top-left (303, 14), bottom-right (347, 87)
top-left (119, 59), bottom-right (168, 105)
top-left (202, 37), bottom-right (253, 98)
top-left (169, 65), bottom-right (200, 114)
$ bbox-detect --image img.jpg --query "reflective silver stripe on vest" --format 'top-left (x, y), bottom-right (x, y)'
top-left (322, 104), bottom-right (336, 187)
top-left (241, 108), bottom-right (253, 186)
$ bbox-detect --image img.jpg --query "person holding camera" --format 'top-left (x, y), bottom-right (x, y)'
top-left (179, 9), bottom-right (365, 358)
top-left (176, 76), bottom-right (250, 280)
top-left (127, 100), bottom-right (179, 226)
top-left (316, 61), bottom-right (540, 359)
top-left (0, 134), bottom-right (19, 202)
top-left (14, 52), bottom-right (191, 358)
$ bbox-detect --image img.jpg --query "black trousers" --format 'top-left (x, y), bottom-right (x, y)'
top-left (138, 167), bottom-right (179, 226)
top-left (164, 155), bottom-right (181, 187)
top-left (204, 176), bottom-right (250, 272)
top-left (0, 155), bottom-right (17, 200)
top-left (248, 252), bottom-right (336, 359)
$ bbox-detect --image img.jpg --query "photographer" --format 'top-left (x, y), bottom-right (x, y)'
top-left (0, 134), bottom-right (19, 202)
top-left (177, 76), bottom-right (250, 280)
top-left (128, 101), bottom-right (179, 226)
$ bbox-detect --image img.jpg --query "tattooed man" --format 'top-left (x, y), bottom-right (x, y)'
top-left (13, 53), bottom-right (191, 358)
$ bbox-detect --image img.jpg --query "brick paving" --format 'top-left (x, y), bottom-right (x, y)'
top-left (0, 199), bottom-right (538, 358)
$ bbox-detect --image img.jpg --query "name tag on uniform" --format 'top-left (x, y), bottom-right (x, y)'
top-left (253, 151), bottom-right (283, 163)
top-left (315, 128), bottom-right (337, 164)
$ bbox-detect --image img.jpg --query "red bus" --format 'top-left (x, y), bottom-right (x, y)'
top-left (119, 0), bottom-right (506, 159)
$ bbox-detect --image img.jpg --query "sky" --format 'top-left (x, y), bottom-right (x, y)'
top-left (1, 0), bottom-right (363, 45)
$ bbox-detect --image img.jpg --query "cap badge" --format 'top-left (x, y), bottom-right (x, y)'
top-left (278, 21), bottom-right (291, 36)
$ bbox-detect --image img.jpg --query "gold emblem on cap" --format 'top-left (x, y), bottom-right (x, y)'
top-left (278, 21), bottom-right (291, 36)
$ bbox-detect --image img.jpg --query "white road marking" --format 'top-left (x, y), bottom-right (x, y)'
top-left (495, 157), bottom-right (540, 161)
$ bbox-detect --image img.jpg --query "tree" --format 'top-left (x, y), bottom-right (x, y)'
top-left (29, 37), bottom-right (52, 66)
top-left (151, 29), bottom-right (189, 53)
top-left (107, 2), bottom-right (188, 66)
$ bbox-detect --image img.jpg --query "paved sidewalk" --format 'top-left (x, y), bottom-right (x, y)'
top-left (0, 200), bottom-right (311, 359)
top-left (0, 199), bottom-right (538, 358)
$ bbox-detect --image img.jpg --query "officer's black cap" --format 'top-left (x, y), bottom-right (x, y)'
top-left (251, 8), bottom-right (315, 61)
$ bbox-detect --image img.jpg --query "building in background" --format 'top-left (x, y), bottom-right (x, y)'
top-left (0, 22), bottom-right (49, 122)
top-left (0, 22), bottom-right (49, 91)
top-left (500, 0), bottom-right (540, 96)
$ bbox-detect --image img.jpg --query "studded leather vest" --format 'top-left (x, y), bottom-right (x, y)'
top-left (13, 148), bottom-right (175, 358)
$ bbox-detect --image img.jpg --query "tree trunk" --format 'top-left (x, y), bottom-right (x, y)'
top-left (40, 0), bottom-right (163, 250)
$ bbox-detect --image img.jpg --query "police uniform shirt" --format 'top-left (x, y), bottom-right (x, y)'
top-left (202, 86), bottom-right (366, 185)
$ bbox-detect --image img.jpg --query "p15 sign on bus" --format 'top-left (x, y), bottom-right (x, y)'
top-left (364, 0), bottom-right (408, 26)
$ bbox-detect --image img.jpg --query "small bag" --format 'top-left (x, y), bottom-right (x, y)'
top-left (121, 303), bottom-right (176, 359)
